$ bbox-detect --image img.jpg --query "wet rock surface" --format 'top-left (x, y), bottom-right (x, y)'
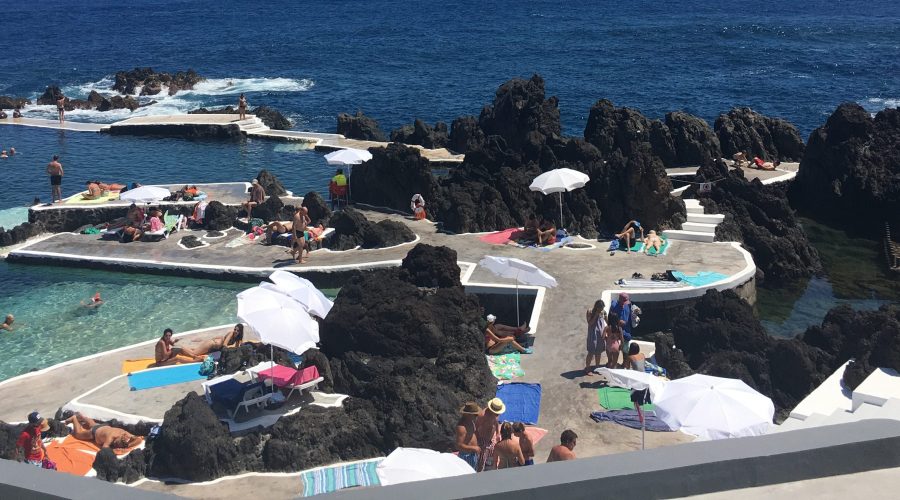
top-left (715, 107), bottom-right (805, 161)
top-left (326, 207), bottom-right (415, 250)
top-left (0, 221), bottom-right (46, 248)
top-left (689, 159), bottom-right (821, 286)
top-left (0, 96), bottom-right (30, 110)
top-left (790, 103), bottom-right (900, 230)
top-left (112, 68), bottom-right (203, 96)
top-left (336, 111), bottom-right (387, 141)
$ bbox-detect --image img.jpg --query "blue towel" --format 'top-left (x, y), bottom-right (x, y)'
top-left (497, 383), bottom-right (542, 425)
top-left (127, 363), bottom-right (206, 391)
top-left (671, 271), bottom-right (728, 287)
top-left (590, 410), bottom-right (673, 432)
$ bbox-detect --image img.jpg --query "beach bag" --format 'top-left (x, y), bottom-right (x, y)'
top-left (631, 304), bottom-right (642, 329)
top-left (608, 240), bottom-right (620, 251)
top-left (199, 356), bottom-right (216, 377)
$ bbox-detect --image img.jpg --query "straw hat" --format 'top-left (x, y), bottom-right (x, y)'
top-left (486, 397), bottom-right (506, 415)
top-left (459, 402), bottom-right (481, 415)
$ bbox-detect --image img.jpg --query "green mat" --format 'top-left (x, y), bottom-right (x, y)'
top-left (598, 386), bottom-right (654, 410)
top-left (488, 352), bottom-right (524, 380)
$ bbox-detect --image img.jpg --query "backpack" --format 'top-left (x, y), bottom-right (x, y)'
top-left (630, 304), bottom-right (642, 329)
top-left (199, 356), bottom-right (216, 377)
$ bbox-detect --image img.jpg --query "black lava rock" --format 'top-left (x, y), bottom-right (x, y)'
top-left (715, 107), bottom-right (805, 161)
top-left (252, 106), bottom-right (292, 130)
top-left (203, 201), bottom-right (237, 230)
top-left (390, 119), bottom-right (450, 149)
top-left (336, 111), bottom-right (387, 141)
top-left (301, 191), bottom-right (332, 226)
top-left (256, 169), bottom-right (287, 197)
top-left (327, 208), bottom-right (415, 250)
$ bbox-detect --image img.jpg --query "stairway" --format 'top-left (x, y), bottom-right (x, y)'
top-left (663, 199), bottom-right (724, 243)
top-left (234, 116), bottom-right (271, 135)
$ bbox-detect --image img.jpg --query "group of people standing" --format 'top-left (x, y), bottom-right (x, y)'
top-left (455, 398), bottom-right (577, 471)
top-left (585, 292), bottom-right (641, 374)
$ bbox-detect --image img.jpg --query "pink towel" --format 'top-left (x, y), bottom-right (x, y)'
top-left (479, 228), bottom-right (520, 245)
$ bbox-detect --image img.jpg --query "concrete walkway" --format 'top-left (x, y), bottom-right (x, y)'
top-left (0, 116), bottom-right (105, 132)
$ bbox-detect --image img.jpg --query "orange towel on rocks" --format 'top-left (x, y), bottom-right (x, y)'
top-left (46, 435), bottom-right (146, 475)
top-left (121, 356), bottom-right (198, 374)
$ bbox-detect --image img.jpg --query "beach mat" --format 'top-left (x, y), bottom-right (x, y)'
top-left (672, 271), bottom-right (728, 287)
top-left (46, 435), bottom-right (144, 476)
top-left (301, 459), bottom-right (382, 497)
top-left (598, 387), bottom-right (654, 411)
top-left (122, 355), bottom-right (197, 374)
top-left (479, 228), bottom-right (520, 245)
top-left (487, 352), bottom-right (524, 380)
top-left (590, 410), bottom-right (672, 432)
top-left (529, 236), bottom-right (574, 251)
top-left (127, 363), bottom-right (205, 390)
top-left (497, 383), bottom-right (542, 425)
top-left (64, 192), bottom-right (119, 205)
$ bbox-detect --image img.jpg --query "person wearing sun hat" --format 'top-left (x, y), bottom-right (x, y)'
top-left (16, 411), bottom-right (50, 467)
top-left (455, 402), bottom-right (482, 470)
top-left (475, 397), bottom-right (506, 471)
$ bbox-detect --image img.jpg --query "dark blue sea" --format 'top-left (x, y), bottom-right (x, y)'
top-left (0, 0), bottom-right (898, 354)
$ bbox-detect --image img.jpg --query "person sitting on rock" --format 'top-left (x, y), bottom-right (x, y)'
top-left (752, 156), bottom-right (780, 171)
top-left (485, 315), bottom-right (532, 355)
top-left (494, 422), bottom-right (525, 469)
top-left (64, 413), bottom-right (141, 450)
top-left (732, 151), bottom-right (749, 168)
top-left (615, 220), bottom-right (643, 251)
top-left (410, 193), bottom-right (426, 220)
top-left (643, 230), bottom-right (663, 254)
top-left (13, 107), bottom-right (22, 119)
top-left (522, 213), bottom-right (540, 242)
top-left (81, 180), bottom-right (102, 200)
top-left (537, 219), bottom-right (557, 246)
top-left (242, 179), bottom-right (266, 219)
top-left (485, 314), bottom-right (530, 343)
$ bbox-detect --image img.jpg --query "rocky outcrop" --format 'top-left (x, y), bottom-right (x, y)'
top-left (336, 111), bottom-right (387, 141)
top-left (663, 111), bottom-right (722, 166)
top-left (390, 119), bottom-right (450, 149)
top-left (204, 201), bottom-right (237, 230)
top-left (688, 159), bottom-right (821, 286)
top-left (348, 143), bottom-right (437, 212)
top-left (96, 94), bottom-right (139, 112)
top-left (326, 208), bottom-right (415, 250)
top-left (790, 103), bottom-right (900, 231)
top-left (0, 221), bottom-right (46, 248)
top-left (400, 243), bottom-right (461, 288)
top-left (0, 96), bottom-right (30, 110)
top-left (38, 86), bottom-right (138, 112)
top-left (246, 195), bottom-right (284, 223)
top-left (256, 169), bottom-right (287, 197)
top-left (448, 115), bottom-right (486, 154)
top-left (715, 107), bottom-right (805, 161)
top-left (36, 85), bottom-right (63, 105)
top-left (301, 191), bottom-right (331, 226)
top-left (112, 68), bottom-right (203, 96)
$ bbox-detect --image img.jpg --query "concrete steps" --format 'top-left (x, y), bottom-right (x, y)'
top-left (663, 229), bottom-right (716, 243)
top-left (682, 221), bottom-right (718, 233)
top-left (665, 198), bottom-right (723, 243)
top-left (687, 213), bottom-right (725, 224)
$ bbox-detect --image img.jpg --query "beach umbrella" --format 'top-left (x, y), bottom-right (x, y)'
top-left (376, 448), bottom-right (475, 486)
top-left (263, 270), bottom-right (334, 319)
top-left (653, 374), bottom-right (774, 440)
top-left (479, 256), bottom-right (557, 325)
top-left (594, 367), bottom-right (668, 401)
top-left (324, 148), bottom-right (372, 201)
top-left (237, 286), bottom-right (320, 355)
top-left (119, 186), bottom-right (171, 203)
top-left (529, 168), bottom-right (590, 229)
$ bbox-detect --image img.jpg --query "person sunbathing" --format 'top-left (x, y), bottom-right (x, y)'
top-left (732, 151), bottom-right (749, 168)
top-left (190, 323), bottom-right (246, 355)
top-left (485, 319), bottom-right (532, 354)
top-left (120, 225), bottom-right (142, 243)
top-left (154, 328), bottom-right (204, 366)
top-left (485, 314), bottom-right (530, 342)
top-left (537, 219), bottom-right (557, 245)
top-left (752, 156), bottom-right (780, 171)
top-left (126, 203), bottom-right (145, 227)
top-left (81, 181), bottom-right (102, 200)
top-left (626, 342), bottom-right (646, 372)
top-left (615, 220), bottom-right (643, 251)
top-left (494, 422), bottom-right (525, 469)
top-left (265, 221), bottom-right (292, 244)
top-left (522, 213), bottom-right (540, 242)
top-left (64, 413), bottom-right (141, 450)
top-left (643, 230), bottom-right (663, 254)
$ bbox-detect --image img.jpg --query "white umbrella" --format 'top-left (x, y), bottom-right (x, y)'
top-left (376, 448), bottom-right (475, 486)
top-left (237, 286), bottom-right (320, 355)
top-left (479, 256), bottom-right (557, 325)
top-left (324, 148), bottom-right (372, 202)
top-left (119, 185), bottom-right (171, 203)
top-left (654, 374), bottom-right (774, 440)
top-left (265, 270), bottom-right (334, 319)
top-left (529, 168), bottom-right (590, 229)
top-left (594, 367), bottom-right (667, 402)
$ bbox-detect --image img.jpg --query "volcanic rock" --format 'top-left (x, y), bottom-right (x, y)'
top-left (301, 191), bottom-right (332, 226)
top-left (448, 115), bottom-right (486, 154)
top-left (113, 68), bottom-right (203, 96)
top-left (336, 111), bottom-right (387, 141)
top-left (256, 169), bottom-right (287, 197)
top-left (179, 235), bottom-right (204, 248)
top-left (390, 119), bottom-right (449, 149)
top-left (36, 85), bottom-right (63, 105)
top-left (93, 448), bottom-right (149, 483)
top-left (401, 244), bottom-right (461, 288)
top-left (203, 201), bottom-right (237, 230)
top-left (664, 111), bottom-right (722, 166)
top-left (688, 159), bottom-right (821, 285)
top-left (0, 96), bottom-right (30, 110)
top-left (327, 207), bottom-right (415, 250)
top-left (252, 106), bottom-right (292, 130)
top-left (348, 143), bottom-right (437, 212)
top-left (0, 221), bottom-right (46, 248)
top-left (715, 107), bottom-right (805, 161)
top-left (790, 103), bottom-right (900, 231)
top-left (247, 195), bottom-right (285, 223)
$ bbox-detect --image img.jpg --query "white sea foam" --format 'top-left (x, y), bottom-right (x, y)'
top-left (23, 76), bottom-right (315, 123)
top-left (866, 97), bottom-right (900, 109)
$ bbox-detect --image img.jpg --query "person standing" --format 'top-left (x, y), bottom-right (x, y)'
top-left (47, 155), bottom-right (64, 203)
top-left (610, 292), bottom-right (633, 364)
top-left (603, 312), bottom-right (625, 369)
top-left (56, 92), bottom-right (66, 124)
top-left (475, 397), bottom-right (505, 471)
top-left (585, 299), bottom-right (606, 375)
top-left (546, 430), bottom-right (577, 462)
top-left (238, 93), bottom-right (248, 120)
top-left (455, 402), bottom-right (482, 470)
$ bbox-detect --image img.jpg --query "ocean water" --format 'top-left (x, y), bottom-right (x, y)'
top-left (1, 0), bottom-right (898, 375)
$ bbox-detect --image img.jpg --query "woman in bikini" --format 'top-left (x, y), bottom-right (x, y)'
top-left (494, 422), bottom-right (525, 469)
top-left (603, 312), bottom-right (625, 368)
top-left (56, 93), bottom-right (66, 124)
top-left (238, 93), bottom-right (248, 120)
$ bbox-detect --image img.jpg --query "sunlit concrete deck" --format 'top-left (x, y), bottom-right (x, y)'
top-left (666, 161), bottom-right (799, 185)
top-left (30, 182), bottom-right (263, 212)
top-left (0, 115), bottom-right (105, 132)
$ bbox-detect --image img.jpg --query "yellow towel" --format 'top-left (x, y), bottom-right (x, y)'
top-left (64, 191), bottom-right (120, 205)
top-left (121, 355), bottom-right (197, 374)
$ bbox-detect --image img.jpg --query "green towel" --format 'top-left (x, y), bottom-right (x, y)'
top-left (163, 212), bottom-right (179, 232)
top-left (646, 236), bottom-right (669, 256)
top-left (488, 352), bottom-right (524, 380)
top-left (598, 387), bottom-right (654, 410)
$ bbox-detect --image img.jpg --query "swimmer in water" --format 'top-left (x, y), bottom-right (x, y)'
top-left (81, 292), bottom-right (103, 309)
top-left (1, 314), bottom-right (14, 332)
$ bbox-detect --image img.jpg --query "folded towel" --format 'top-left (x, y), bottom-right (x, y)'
top-left (301, 460), bottom-right (382, 497)
top-left (127, 363), bottom-right (205, 390)
top-left (590, 409), bottom-right (673, 431)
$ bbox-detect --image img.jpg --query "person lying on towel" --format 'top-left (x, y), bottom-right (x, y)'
top-left (65, 413), bottom-right (141, 449)
top-left (643, 230), bottom-right (663, 254)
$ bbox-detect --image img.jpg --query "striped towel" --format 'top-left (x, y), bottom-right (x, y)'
top-left (301, 459), bottom-right (382, 496)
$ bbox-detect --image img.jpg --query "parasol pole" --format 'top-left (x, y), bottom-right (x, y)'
top-left (559, 192), bottom-right (564, 229)
top-left (515, 272), bottom-right (521, 327)
top-left (270, 344), bottom-right (275, 395)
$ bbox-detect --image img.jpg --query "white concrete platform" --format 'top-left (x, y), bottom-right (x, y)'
top-left (682, 222), bottom-right (718, 233)
top-left (663, 229), bottom-right (715, 243)
top-left (789, 361), bottom-right (852, 420)
top-left (853, 368), bottom-right (900, 411)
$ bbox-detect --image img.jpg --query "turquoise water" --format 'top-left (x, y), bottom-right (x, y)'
top-left (0, 261), bottom-right (249, 381)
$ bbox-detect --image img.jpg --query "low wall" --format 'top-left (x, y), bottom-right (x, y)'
top-left (106, 123), bottom-right (242, 139)
top-left (325, 419), bottom-right (900, 500)
top-left (29, 204), bottom-right (195, 233)
top-left (0, 459), bottom-right (174, 499)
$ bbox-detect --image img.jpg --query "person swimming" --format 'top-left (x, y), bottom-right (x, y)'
top-left (81, 292), bottom-right (103, 308)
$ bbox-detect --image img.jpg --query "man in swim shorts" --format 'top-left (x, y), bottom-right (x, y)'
top-left (455, 402), bottom-right (482, 470)
top-left (65, 412), bottom-right (141, 449)
top-left (47, 155), bottom-right (64, 203)
top-left (154, 328), bottom-right (203, 366)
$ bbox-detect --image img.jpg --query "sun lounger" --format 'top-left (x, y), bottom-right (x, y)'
top-left (142, 212), bottom-right (184, 241)
top-left (202, 375), bottom-right (272, 418)
top-left (255, 365), bottom-right (323, 400)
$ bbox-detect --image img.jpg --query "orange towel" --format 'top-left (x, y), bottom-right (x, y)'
top-left (46, 435), bottom-right (146, 475)
top-left (121, 355), bottom-right (200, 374)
